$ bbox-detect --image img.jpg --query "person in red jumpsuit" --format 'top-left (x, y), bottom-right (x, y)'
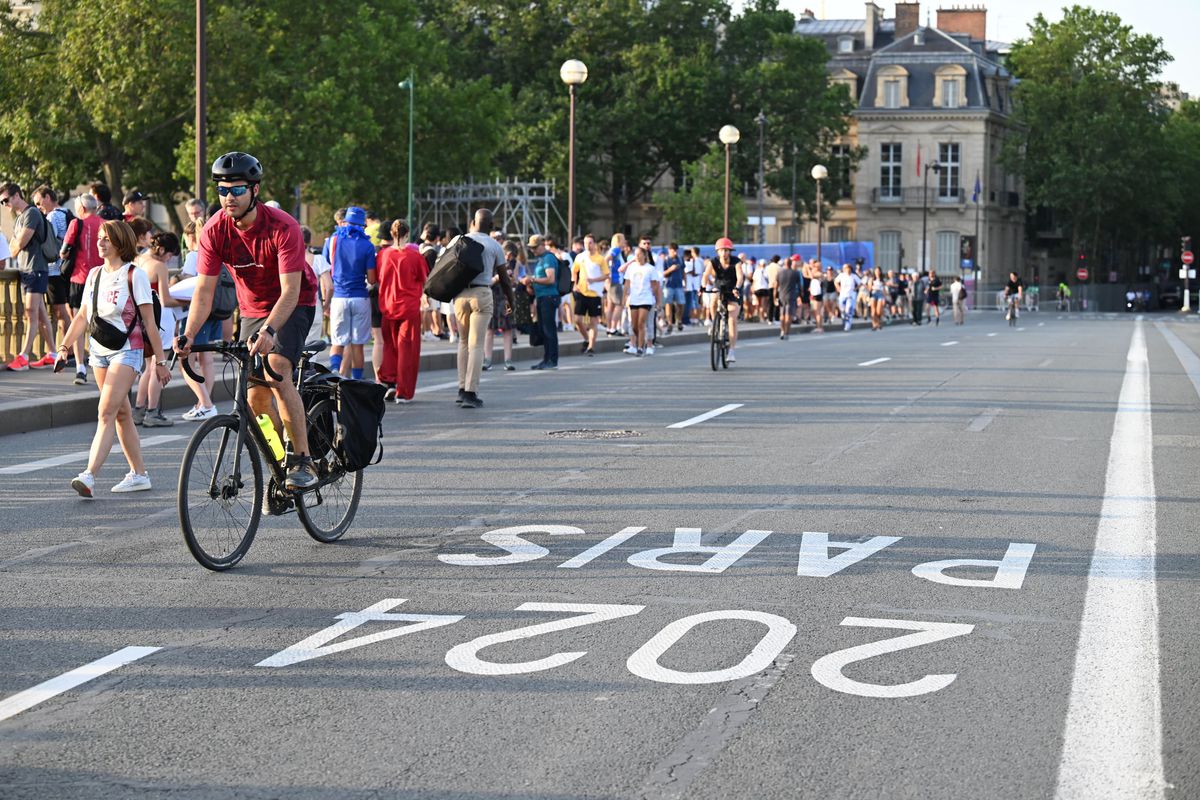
top-left (376, 219), bottom-right (429, 403)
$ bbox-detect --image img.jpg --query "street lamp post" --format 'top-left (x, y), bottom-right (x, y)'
top-left (397, 74), bottom-right (414, 225)
top-left (718, 125), bottom-right (740, 240)
top-left (756, 111), bottom-right (767, 245)
top-left (195, 0), bottom-right (206, 204)
top-left (921, 161), bottom-right (942, 272)
top-left (811, 164), bottom-right (828, 268)
top-left (560, 59), bottom-right (588, 241)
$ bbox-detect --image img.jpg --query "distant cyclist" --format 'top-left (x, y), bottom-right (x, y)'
top-left (176, 152), bottom-right (320, 490)
top-left (1004, 271), bottom-right (1024, 321)
top-left (702, 237), bottom-right (744, 362)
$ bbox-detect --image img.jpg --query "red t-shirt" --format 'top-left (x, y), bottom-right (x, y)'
top-left (377, 244), bottom-right (428, 318)
top-left (66, 215), bottom-right (105, 284)
top-left (198, 204), bottom-right (317, 317)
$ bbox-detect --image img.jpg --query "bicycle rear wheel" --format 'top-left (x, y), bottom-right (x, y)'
top-left (296, 397), bottom-right (362, 543)
top-left (178, 414), bottom-right (263, 571)
top-left (720, 317), bottom-right (730, 369)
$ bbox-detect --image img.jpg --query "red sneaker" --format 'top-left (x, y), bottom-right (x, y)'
top-left (5, 354), bottom-right (29, 371)
top-left (31, 354), bottom-right (56, 368)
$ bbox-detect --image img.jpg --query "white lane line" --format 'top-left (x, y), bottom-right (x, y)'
top-left (1038, 358), bottom-right (1054, 368)
top-left (668, 404), bottom-right (744, 429)
top-left (858, 357), bottom-right (891, 367)
top-left (1017, 327), bottom-right (1026, 331)
top-left (0, 646), bottom-right (161, 723)
top-left (1054, 321), bottom-right (1163, 799)
top-left (0, 435), bottom-right (184, 476)
top-left (941, 341), bottom-right (959, 347)
top-left (414, 380), bottom-right (462, 395)
top-left (987, 333), bottom-right (998, 337)
top-left (966, 408), bottom-right (1001, 432)
top-left (1155, 322), bottom-right (1200, 400)
top-left (1038, 322), bottom-right (1045, 327)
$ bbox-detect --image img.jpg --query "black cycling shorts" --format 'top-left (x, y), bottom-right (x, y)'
top-left (242, 305), bottom-right (317, 375)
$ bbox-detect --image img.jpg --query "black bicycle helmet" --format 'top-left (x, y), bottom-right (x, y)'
top-left (211, 152), bottom-right (264, 183)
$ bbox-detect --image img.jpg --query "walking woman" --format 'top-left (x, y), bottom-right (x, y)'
top-left (621, 246), bottom-right (659, 356)
top-left (134, 231), bottom-right (183, 427)
top-left (869, 267), bottom-right (887, 330)
top-left (54, 220), bottom-right (171, 496)
top-left (376, 220), bottom-right (429, 404)
top-left (484, 241), bottom-right (522, 371)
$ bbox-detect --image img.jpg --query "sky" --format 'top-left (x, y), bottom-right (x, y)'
top-left (765, 0), bottom-right (1197, 97)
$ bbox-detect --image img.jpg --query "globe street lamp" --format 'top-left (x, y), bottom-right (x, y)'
top-left (560, 59), bottom-right (588, 241)
top-left (811, 164), bottom-right (828, 268)
top-left (397, 74), bottom-right (415, 226)
top-left (921, 160), bottom-right (942, 272)
top-left (718, 125), bottom-right (740, 240)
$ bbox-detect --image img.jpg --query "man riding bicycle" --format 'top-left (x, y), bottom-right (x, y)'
top-left (702, 237), bottom-right (744, 362)
top-left (1004, 271), bottom-right (1024, 321)
top-left (176, 152), bottom-right (320, 491)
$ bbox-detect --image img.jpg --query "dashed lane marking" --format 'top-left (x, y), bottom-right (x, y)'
top-left (0, 647), bottom-right (161, 723)
top-left (941, 341), bottom-right (959, 347)
top-left (0, 435), bottom-right (184, 476)
top-left (858, 357), bottom-right (891, 367)
top-left (667, 404), bottom-right (744, 429)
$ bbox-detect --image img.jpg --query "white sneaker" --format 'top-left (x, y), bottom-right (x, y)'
top-left (624, 344), bottom-right (637, 355)
top-left (645, 346), bottom-right (656, 355)
top-left (726, 349), bottom-right (736, 363)
top-left (111, 471), bottom-right (152, 493)
top-left (71, 471), bottom-right (95, 498)
top-left (181, 405), bottom-right (218, 421)
top-left (448, 334), bottom-right (458, 343)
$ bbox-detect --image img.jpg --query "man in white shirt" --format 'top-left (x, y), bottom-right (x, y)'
top-left (835, 263), bottom-right (861, 333)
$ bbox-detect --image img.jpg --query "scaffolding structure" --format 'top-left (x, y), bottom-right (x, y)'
top-left (413, 179), bottom-right (566, 243)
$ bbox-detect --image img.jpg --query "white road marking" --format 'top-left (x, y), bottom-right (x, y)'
top-left (940, 341), bottom-right (959, 347)
top-left (858, 357), bottom-right (891, 366)
top-left (667, 404), bottom-right (744, 429)
top-left (1055, 322), bottom-right (1163, 799)
top-left (987, 333), bottom-right (998, 337)
top-left (1155, 322), bottom-right (1200, 399)
top-left (967, 408), bottom-right (1001, 432)
top-left (0, 646), bottom-right (161, 723)
top-left (414, 380), bottom-right (463, 395)
top-left (1038, 358), bottom-right (1054, 368)
top-left (0, 436), bottom-right (184, 476)
top-left (1038, 322), bottom-right (1045, 327)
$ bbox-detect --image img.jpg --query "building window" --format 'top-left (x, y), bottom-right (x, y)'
top-left (879, 231), bottom-right (902, 270)
top-left (838, 36), bottom-right (854, 53)
top-left (938, 142), bottom-right (961, 199)
top-left (942, 79), bottom-right (960, 108)
top-left (883, 79), bottom-right (901, 109)
top-left (880, 143), bottom-right (902, 200)
top-left (936, 231), bottom-right (959, 273)
top-left (782, 225), bottom-right (800, 243)
top-left (832, 144), bottom-right (852, 199)
top-left (828, 226), bottom-right (851, 243)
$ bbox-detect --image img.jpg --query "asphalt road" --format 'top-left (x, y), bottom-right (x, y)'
top-left (0, 311), bottom-right (1197, 799)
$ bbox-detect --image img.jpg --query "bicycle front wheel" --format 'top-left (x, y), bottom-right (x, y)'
top-left (710, 316), bottom-right (721, 371)
top-left (296, 398), bottom-right (362, 543)
top-left (178, 414), bottom-right (263, 571)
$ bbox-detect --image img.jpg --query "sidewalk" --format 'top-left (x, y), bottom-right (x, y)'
top-left (0, 319), bottom-right (863, 435)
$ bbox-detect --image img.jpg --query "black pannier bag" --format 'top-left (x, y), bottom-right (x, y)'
top-left (424, 234), bottom-right (486, 302)
top-left (333, 379), bottom-right (388, 471)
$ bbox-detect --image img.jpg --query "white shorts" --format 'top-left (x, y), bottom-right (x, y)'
top-left (330, 296), bottom-right (371, 345)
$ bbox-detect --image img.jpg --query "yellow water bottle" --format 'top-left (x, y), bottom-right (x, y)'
top-left (256, 414), bottom-right (286, 463)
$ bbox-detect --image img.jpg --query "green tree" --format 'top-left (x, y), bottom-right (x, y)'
top-left (1003, 5), bottom-right (1173, 268)
top-left (653, 143), bottom-right (745, 243)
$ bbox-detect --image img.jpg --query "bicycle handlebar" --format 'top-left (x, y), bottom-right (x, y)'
top-left (170, 337), bottom-right (284, 383)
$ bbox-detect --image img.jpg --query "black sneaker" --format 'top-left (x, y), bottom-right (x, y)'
top-left (460, 392), bottom-right (483, 409)
top-left (455, 388), bottom-right (467, 405)
top-left (73, 371), bottom-right (87, 386)
top-left (285, 457), bottom-right (319, 491)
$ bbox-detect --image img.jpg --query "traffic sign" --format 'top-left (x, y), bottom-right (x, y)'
top-left (1076, 267), bottom-right (1089, 281)
top-left (1183, 251), bottom-right (1195, 265)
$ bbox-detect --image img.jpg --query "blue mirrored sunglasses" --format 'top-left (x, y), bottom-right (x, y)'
top-left (216, 185), bottom-right (252, 198)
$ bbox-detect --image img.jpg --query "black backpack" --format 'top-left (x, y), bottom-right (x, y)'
top-left (209, 264), bottom-right (237, 321)
top-left (424, 235), bottom-right (486, 302)
top-left (555, 255), bottom-right (573, 296)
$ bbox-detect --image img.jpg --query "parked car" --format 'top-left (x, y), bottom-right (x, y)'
top-left (1159, 285), bottom-right (1182, 309)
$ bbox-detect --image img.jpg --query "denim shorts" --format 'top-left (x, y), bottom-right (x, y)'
top-left (664, 287), bottom-right (686, 306)
top-left (192, 317), bottom-right (223, 346)
top-left (89, 348), bottom-right (144, 375)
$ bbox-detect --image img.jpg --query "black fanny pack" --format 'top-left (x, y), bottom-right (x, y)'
top-left (87, 267), bottom-right (135, 350)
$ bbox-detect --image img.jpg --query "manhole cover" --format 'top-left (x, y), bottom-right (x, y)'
top-left (547, 429), bottom-right (643, 440)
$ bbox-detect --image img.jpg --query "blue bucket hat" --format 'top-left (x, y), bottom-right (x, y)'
top-left (344, 206), bottom-right (367, 227)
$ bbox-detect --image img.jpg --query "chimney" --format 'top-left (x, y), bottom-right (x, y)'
top-left (864, 2), bottom-right (880, 49)
top-left (895, 2), bottom-right (921, 40)
top-left (937, 5), bottom-right (987, 42)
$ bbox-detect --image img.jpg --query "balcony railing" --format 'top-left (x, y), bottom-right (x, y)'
top-left (871, 187), bottom-right (967, 206)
